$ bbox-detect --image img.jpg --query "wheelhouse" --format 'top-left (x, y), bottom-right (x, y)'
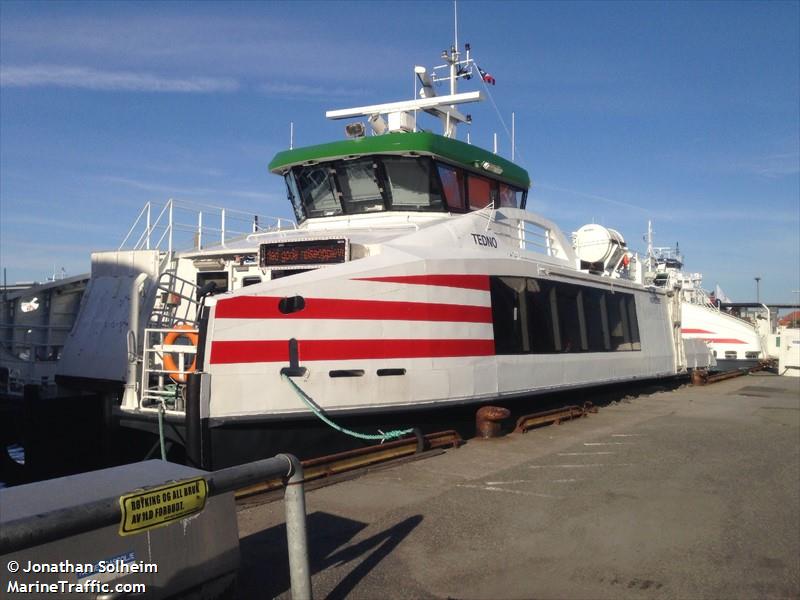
top-left (269, 132), bottom-right (530, 224)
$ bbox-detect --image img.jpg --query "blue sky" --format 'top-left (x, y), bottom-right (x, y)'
top-left (1, 0), bottom-right (798, 303)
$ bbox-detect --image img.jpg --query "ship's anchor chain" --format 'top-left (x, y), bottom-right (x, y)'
top-left (281, 373), bottom-right (414, 443)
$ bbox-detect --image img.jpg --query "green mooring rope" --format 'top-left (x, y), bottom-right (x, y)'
top-left (281, 373), bottom-right (413, 443)
top-left (157, 402), bottom-right (167, 461)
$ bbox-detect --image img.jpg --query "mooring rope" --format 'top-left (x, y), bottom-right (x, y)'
top-left (157, 402), bottom-right (167, 461)
top-left (281, 373), bottom-right (413, 443)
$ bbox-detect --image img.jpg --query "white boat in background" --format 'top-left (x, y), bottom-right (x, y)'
top-left (0, 274), bottom-right (89, 397)
top-left (50, 41), bottom-right (714, 467)
top-left (644, 224), bottom-right (765, 370)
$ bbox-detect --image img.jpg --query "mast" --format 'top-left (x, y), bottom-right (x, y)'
top-left (326, 6), bottom-right (482, 140)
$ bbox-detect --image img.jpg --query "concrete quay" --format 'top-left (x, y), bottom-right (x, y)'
top-left (237, 372), bottom-right (800, 599)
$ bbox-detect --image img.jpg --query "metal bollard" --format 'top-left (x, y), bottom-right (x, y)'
top-left (475, 405), bottom-right (511, 438)
top-left (279, 454), bottom-right (313, 600)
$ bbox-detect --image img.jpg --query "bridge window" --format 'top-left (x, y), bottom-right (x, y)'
top-left (467, 174), bottom-right (495, 210)
top-left (383, 157), bottom-right (444, 211)
top-left (293, 164), bottom-right (342, 218)
top-left (334, 159), bottom-right (385, 214)
top-left (499, 184), bottom-right (522, 208)
top-left (437, 164), bottom-right (466, 211)
top-left (287, 157), bottom-right (527, 222)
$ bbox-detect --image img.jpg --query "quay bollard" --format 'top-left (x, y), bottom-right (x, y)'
top-left (475, 405), bottom-right (511, 438)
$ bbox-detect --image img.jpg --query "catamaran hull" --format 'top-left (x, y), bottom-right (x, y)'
top-left (199, 251), bottom-right (680, 424)
top-left (680, 302), bottom-right (764, 371)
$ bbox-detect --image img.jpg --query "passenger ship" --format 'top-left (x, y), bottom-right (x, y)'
top-left (644, 229), bottom-right (765, 370)
top-left (54, 43), bottom-right (713, 466)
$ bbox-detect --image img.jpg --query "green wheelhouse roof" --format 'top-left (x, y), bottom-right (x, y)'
top-left (268, 131), bottom-right (530, 189)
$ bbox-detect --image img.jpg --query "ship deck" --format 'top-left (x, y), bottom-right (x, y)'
top-left (237, 371), bottom-right (799, 599)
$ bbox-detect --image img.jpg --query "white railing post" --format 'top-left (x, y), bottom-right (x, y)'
top-left (167, 199), bottom-right (174, 255)
top-left (221, 208), bottom-right (226, 247)
top-left (146, 202), bottom-right (151, 250)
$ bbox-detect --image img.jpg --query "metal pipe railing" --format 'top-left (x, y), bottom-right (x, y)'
top-left (0, 454), bottom-right (312, 599)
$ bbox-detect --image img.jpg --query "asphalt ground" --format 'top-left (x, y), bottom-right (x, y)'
top-left (236, 372), bottom-right (800, 599)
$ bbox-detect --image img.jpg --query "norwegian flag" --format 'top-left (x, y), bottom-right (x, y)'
top-left (477, 65), bottom-right (496, 85)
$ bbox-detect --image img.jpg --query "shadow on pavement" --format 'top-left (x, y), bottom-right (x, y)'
top-left (238, 511), bottom-right (423, 598)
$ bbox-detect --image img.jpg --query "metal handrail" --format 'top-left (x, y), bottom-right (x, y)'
top-left (0, 454), bottom-right (312, 599)
top-left (119, 198), bottom-right (296, 253)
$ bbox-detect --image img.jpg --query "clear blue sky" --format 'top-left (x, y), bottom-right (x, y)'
top-left (1, 0), bottom-right (798, 303)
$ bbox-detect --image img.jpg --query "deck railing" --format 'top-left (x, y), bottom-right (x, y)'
top-left (119, 198), bottom-right (296, 253)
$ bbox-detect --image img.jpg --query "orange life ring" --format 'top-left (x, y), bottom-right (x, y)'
top-left (163, 324), bottom-right (198, 383)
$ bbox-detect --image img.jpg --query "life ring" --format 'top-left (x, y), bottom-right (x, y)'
top-left (163, 324), bottom-right (198, 383)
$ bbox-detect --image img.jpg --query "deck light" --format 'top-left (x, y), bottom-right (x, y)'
top-left (368, 114), bottom-right (387, 135)
top-left (475, 160), bottom-right (503, 175)
top-left (345, 122), bottom-right (366, 138)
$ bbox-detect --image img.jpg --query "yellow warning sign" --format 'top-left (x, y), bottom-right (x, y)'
top-left (119, 477), bottom-right (207, 536)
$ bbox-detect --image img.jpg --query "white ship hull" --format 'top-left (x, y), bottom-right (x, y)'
top-left (186, 207), bottom-right (688, 427)
top-left (681, 302), bottom-right (763, 369)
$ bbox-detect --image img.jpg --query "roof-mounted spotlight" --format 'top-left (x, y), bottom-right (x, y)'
top-left (441, 50), bottom-right (448, 59)
top-left (345, 122), bottom-right (366, 138)
top-left (368, 114), bottom-right (387, 135)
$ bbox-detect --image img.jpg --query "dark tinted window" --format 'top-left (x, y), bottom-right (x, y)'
top-left (583, 287), bottom-right (610, 351)
top-left (490, 276), bottom-right (525, 354)
top-left (490, 276), bottom-right (641, 355)
top-left (525, 278), bottom-right (557, 353)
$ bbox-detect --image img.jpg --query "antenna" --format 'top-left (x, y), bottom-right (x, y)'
top-left (289, 122), bottom-right (294, 150)
top-left (493, 132), bottom-right (498, 154)
top-left (453, 0), bottom-right (458, 51)
top-left (511, 112), bottom-right (515, 161)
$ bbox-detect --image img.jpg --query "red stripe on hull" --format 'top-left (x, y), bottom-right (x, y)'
top-left (703, 338), bottom-right (748, 344)
top-left (353, 274), bottom-right (490, 291)
top-left (681, 328), bottom-right (713, 334)
top-left (210, 338), bottom-right (496, 364)
top-left (215, 296), bottom-right (492, 323)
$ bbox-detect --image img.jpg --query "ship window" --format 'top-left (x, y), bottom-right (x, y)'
top-left (242, 276), bottom-right (261, 287)
top-left (607, 293), bottom-right (634, 351)
top-left (467, 174), bottom-right (495, 210)
top-left (490, 276), bottom-right (526, 354)
top-left (383, 157), bottom-right (444, 211)
top-left (626, 296), bottom-right (641, 350)
top-left (499, 184), bottom-right (523, 208)
top-left (334, 159), bottom-right (385, 214)
top-left (583, 287), bottom-right (610, 351)
top-left (285, 173), bottom-right (306, 221)
top-left (606, 294), bottom-right (625, 350)
top-left (490, 277), bottom-right (641, 355)
top-left (437, 163), bottom-right (466, 211)
top-left (525, 279), bottom-right (558, 353)
top-left (195, 272), bottom-right (228, 299)
top-left (293, 165), bottom-right (342, 218)
top-left (555, 284), bottom-right (585, 352)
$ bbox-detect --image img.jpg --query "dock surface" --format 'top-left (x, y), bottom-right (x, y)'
top-left (237, 373), bottom-right (800, 599)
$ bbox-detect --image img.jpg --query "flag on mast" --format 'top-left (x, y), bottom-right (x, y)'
top-left (477, 65), bottom-right (496, 85)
